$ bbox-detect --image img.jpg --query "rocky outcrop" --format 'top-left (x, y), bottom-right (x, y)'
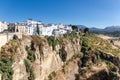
top-left (32, 38), bottom-right (81, 80)
top-left (12, 38), bottom-right (31, 80)
top-left (0, 36), bottom-right (81, 80)
top-left (0, 34), bottom-right (120, 80)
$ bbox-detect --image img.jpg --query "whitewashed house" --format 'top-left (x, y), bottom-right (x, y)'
top-left (16, 23), bottom-right (26, 34)
top-left (39, 23), bottom-right (72, 36)
top-left (39, 24), bottom-right (58, 36)
top-left (52, 24), bottom-right (72, 36)
top-left (24, 19), bottom-right (42, 35)
top-left (8, 19), bottom-right (72, 36)
top-left (0, 21), bottom-right (8, 32)
top-left (53, 29), bottom-right (67, 36)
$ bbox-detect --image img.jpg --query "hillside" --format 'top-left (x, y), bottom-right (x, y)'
top-left (0, 32), bottom-right (120, 80)
top-left (90, 26), bottom-right (120, 37)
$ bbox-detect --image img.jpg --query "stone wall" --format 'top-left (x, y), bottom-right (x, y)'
top-left (0, 32), bottom-right (22, 49)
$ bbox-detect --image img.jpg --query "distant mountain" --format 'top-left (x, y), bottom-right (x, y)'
top-left (90, 26), bottom-right (120, 32)
top-left (104, 26), bottom-right (120, 31)
top-left (89, 27), bottom-right (103, 31)
top-left (75, 25), bottom-right (120, 32)
top-left (76, 25), bottom-right (87, 29)
top-left (90, 26), bottom-right (120, 37)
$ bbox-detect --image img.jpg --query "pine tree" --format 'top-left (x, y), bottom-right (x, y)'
top-left (36, 24), bottom-right (40, 35)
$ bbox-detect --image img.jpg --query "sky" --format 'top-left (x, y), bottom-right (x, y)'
top-left (0, 0), bottom-right (120, 28)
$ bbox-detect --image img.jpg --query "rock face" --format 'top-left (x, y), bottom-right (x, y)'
top-left (0, 34), bottom-right (120, 80)
top-left (12, 38), bottom-right (31, 80)
top-left (33, 44), bottom-right (63, 80)
top-left (53, 58), bottom-right (80, 80)
top-left (32, 38), bottom-right (81, 80)
top-left (2, 36), bottom-right (80, 80)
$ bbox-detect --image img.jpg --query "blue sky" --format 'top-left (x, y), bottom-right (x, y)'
top-left (0, 0), bottom-right (120, 28)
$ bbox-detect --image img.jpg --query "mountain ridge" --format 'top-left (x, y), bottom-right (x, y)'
top-left (76, 25), bottom-right (120, 31)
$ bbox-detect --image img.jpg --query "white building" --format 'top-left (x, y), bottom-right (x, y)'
top-left (8, 19), bottom-right (72, 36)
top-left (15, 23), bottom-right (26, 34)
top-left (52, 24), bottom-right (72, 36)
top-left (39, 23), bottom-right (72, 36)
top-left (39, 24), bottom-right (58, 36)
top-left (25, 19), bottom-right (42, 35)
top-left (0, 21), bottom-right (8, 32)
top-left (53, 29), bottom-right (67, 36)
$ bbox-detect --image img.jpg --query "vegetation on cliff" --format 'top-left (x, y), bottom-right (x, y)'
top-left (0, 29), bottom-right (120, 80)
top-left (24, 59), bottom-right (35, 80)
top-left (25, 46), bottom-right (36, 62)
top-left (0, 56), bottom-right (13, 80)
top-left (48, 31), bottom-right (120, 80)
top-left (0, 39), bottom-right (20, 80)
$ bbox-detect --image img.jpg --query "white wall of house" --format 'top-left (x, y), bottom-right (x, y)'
top-left (53, 29), bottom-right (67, 36)
top-left (40, 24), bottom-right (58, 36)
top-left (0, 21), bottom-right (8, 32)
top-left (7, 19), bottom-right (72, 36)
top-left (58, 24), bottom-right (65, 29)
top-left (25, 19), bottom-right (42, 35)
top-left (40, 26), bottom-right (52, 36)
top-left (0, 23), bottom-right (2, 32)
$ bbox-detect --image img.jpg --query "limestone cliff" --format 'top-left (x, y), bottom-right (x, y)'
top-left (0, 33), bottom-right (120, 80)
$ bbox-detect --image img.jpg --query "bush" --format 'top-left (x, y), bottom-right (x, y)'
top-left (59, 46), bottom-right (67, 62)
top-left (24, 59), bottom-right (35, 80)
top-left (0, 56), bottom-right (13, 80)
top-left (63, 31), bottom-right (77, 40)
top-left (27, 50), bottom-right (36, 62)
top-left (109, 72), bottom-right (118, 80)
top-left (24, 59), bottom-right (31, 72)
top-left (81, 38), bottom-right (89, 47)
top-left (25, 46), bottom-right (36, 62)
top-left (48, 71), bottom-right (56, 80)
top-left (71, 25), bottom-right (78, 31)
top-left (84, 28), bottom-right (89, 33)
top-left (47, 36), bottom-right (57, 50)
top-left (13, 35), bottom-right (18, 40)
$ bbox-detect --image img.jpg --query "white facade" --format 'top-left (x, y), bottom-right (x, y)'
top-left (24, 19), bottom-right (42, 35)
top-left (39, 24), bottom-right (72, 36)
top-left (8, 19), bottom-right (72, 36)
top-left (52, 24), bottom-right (72, 36)
top-left (39, 24), bottom-right (58, 36)
top-left (53, 29), bottom-right (67, 36)
top-left (0, 21), bottom-right (8, 32)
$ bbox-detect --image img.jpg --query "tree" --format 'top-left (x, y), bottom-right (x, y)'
top-left (36, 24), bottom-right (40, 35)
top-left (13, 35), bottom-right (18, 40)
top-left (84, 28), bottom-right (89, 33)
top-left (71, 25), bottom-right (78, 31)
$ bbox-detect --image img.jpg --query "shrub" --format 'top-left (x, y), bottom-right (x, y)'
top-left (0, 56), bottom-right (13, 80)
top-left (13, 35), bottom-right (18, 40)
top-left (109, 72), bottom-right (118, 80)
top-left (59, 46), bottom-right (67, 62)
top-left (24, 59), bottom-right (35, 80)
top-left (25, 46), bottom-right (36, 62)
top-left (63, 31), bottom-right (78, 40)
top-left (27, 50), bottom-right (36, 62)
top-left (84, 28), bottom-right (89, 33)
top-left (48, 71), bottom-right (56, 80)
top-left (24, 59), bottom-right (31, 72)
top-left (81, 38), bottom-right (88, 47)
top-left (47, 36), bottom-right (57, 50)
top-left (71, 25), bottom-right (78, 31)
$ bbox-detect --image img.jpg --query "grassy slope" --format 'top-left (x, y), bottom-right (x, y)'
top-left (85, 34), bottom-right (120, 57)
top-left (48, 33), bottom-right (120, 80)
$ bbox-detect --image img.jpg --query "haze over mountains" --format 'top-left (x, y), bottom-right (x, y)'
top-left (76, 25), bottom-right (120, 32)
